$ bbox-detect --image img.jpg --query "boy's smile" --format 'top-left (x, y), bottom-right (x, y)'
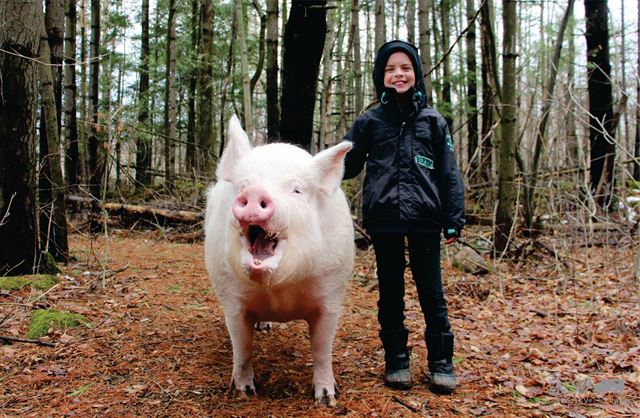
top-left (383, 51), bottom-right (416, 94)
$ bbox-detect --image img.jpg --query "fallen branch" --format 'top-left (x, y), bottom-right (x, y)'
top-left (67, 195), bottom-right (203, 224)
top-left (0, 335), bottom-right (56, 347)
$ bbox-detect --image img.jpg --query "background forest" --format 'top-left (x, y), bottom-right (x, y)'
top-left (1, 0), bottom-right (639, 294)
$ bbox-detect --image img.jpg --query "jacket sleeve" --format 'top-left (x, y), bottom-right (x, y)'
top-left (342, 115), bottom-right (370, 180)
top-left (436, 118), bottom-right (466, 236)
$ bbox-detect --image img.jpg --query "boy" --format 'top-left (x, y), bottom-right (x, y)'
top-left (343, 40), bottom-right (465, 393)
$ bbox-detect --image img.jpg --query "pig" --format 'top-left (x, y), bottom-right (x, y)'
top-left (204, 115), bottom-right (354, 406)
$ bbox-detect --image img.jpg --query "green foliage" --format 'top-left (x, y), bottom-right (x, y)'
top-left (67, 383), bottom-right (93, 397)
top-left (39, 252), bottom-right (61, 274)
top-left (27, 309), bottom-right (92, 339)
top-left (0, 274), bottom-right (58, 292)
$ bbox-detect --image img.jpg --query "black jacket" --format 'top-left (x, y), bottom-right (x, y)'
top-left (343, 40), bottom-right (465, 236)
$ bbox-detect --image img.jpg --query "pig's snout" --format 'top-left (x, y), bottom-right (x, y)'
top-left (232, 185), bottom-right (275, 224)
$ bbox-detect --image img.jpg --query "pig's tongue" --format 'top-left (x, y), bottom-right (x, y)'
top-left (249, 226), bottom-right (277, 261)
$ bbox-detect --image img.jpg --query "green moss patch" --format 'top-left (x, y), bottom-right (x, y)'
top-left (0, 274), bottom-right (58, 292)
top-left (27, 309), bottom-right (91, 339)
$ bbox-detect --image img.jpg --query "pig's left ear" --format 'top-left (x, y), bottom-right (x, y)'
top-left (313, 141), bottom-right (353, 195)
top-left (217, 115), bottom-right (252, 181)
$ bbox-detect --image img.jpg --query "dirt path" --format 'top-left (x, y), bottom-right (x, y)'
top-left (1, 231), bottom-right (638, 417)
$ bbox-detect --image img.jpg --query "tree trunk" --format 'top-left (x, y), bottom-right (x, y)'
top-left (352, 0), bottom-right (363, 115)
top-left (318, 4), bottom-right (335, 151)
top-left (266, 0), bottom-right (280, 142)
top-left (407, 0), bottom-right (416, 44)
top-left (495, 0), bottom-right (517, 254)
top-left (439, 0), bottom-right (453, 126)
top-left (585, 0), bottom-right (615, 210)
top-left (38, 8), bottom-right (69, 263)
top-left (250, 0), bottom-right (266, 97)
top-left (88, 0), bottom-right (104, 198)
top-left (136, 0), bottom-right (151, 188)
top-left (374, 0), bottom-right (385, 52)
top-left (64, 0), bottom-right (80, 189)
top-left (186, 0), bottom-right (199, 174)
top-left (418, 0), bottom-right (434, 103)
top-left (45, 0), bottom-right (65, 136)
top-left (633, 0), bottom-right (640, 181)
top-left (164, 0), bottom-right (178, 189)
top-left (465, 0), bottom-right (478, 177)
top-left (236, 0), bottom-right (253, 136)
top-left (279, 0), bottom-right (327, 150)
top-left (79, 0), bottom-right (88, 182)
top-left (198, 0), bottom-right (214, 172)
top-left (0, 0), bottom-right (41, 275)
top-left (479, 0), bottom-right (498, 186)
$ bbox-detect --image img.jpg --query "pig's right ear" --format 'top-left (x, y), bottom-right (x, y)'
top-left (217, 115), bottom-right (252, 181)
top-left (313, 141), bottom-right (353, 195)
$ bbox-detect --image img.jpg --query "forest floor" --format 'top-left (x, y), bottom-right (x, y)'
top-left (0, 223), bottom-right (638, 417)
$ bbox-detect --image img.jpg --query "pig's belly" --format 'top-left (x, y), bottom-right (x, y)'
top-left (239, 282), bottom-right (337, 322)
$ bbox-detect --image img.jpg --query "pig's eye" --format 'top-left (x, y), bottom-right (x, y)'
top-left (293, 187), bottom-right (303, 195)
top-left (291, 183), bottom-right (304, 195)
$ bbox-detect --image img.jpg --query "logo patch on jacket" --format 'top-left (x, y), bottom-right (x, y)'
top-left (415, 155), bottom-right (434, 169)
top-left (446, 134), bottom-right (455, 152)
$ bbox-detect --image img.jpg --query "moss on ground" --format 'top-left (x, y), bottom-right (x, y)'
top-left (27, 309), bottom-right (91, 339)
top-left (0, 274), bottom-right (58, 292)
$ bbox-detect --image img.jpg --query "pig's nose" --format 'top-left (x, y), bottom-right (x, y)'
top-left (232, 185), bottom-right (274, 224)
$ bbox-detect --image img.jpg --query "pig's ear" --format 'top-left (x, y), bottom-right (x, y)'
top-left (217, 115), bottom-right (252, 181)
top-left (313, 141), bottom-right (353, 195)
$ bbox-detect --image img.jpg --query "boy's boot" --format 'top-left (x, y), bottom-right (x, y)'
top-left (380, 329), bottom-right (412, 389)
top-left (425, 332), bottom-right (456, 394)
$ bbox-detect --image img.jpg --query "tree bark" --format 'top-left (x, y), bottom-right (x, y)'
top-left (318, 4), bottom-right (335, 151)
top-left (45, 0), bottom-right (65, 136)
top-left (0, 0), bottom-right (41, 275)
top-left (407, 0), bottom-right (416, 44)
top-left (479, 0), bottom-right (498, 186)
top-left (88, 0), bottom-right (104, 198)
top-left (236, 0), bottom-right (253, 136)
top-left (635, 0), bottom-right (640, 180)
top-left (465, 0), bottom-right (478, 177)
top-left (250, 0), bottom-right (266, 97)
top-left (374, 0), bottom-right (385, 52)
top-left (279, 0), bottom-right (327, 150)
top-left (64, 0), bottom-right (80, 189)
top-left (585, 0), bottom-right (615, 210)
top-left (164, 0), bottom-right (178, 189)
top-left (186, 0), bottom-right (199, 174)
top-left (136, 0), bottom-right (151, 188)
top-left (495, 0), bottom-right (517, 254)
top-left (352, 0), bottom-right (363, 115)
top-left (439, 0), bottom-right (453, 127)
top-left (198, 0), bottom-right (214, 172)
top-left (266, 0), bottom-right (280, 142)
top-left (38, 8), bottom-right (69, 262)
top-left (418, 0), bottom-right (434, 103)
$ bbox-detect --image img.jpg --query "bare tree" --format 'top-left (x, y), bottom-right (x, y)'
top-left (266, 0), bottom-right (280, 142)
top-left (374, 0), bottom-right (385, 52)
top-left (585, 0), bottom-right (615, 210)
top-left (164, 0), bottom-right (178, 189)
top-left (64, 0), bottom-right (80, 188)
top-left (88, 0), bottom-right (104, 198)
top-left (236, 0), bottom-right (253, 136)
top-left (495, 0), bottom-right (517, 254)
top-left (136, 0), bottom-right (152, 187)
top-left (198, 0), bottom-right (214, 171)
top-left (418, 0), bottom-right (434, 102)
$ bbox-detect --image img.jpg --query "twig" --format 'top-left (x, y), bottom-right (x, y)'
top-left (0, 335), bottom-right (56, 347)
top-left (392, 395), bottom-right (422, 413)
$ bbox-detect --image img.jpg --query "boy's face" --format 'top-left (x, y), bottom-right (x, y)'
top-left (383, 51), bottom-right (415, 94)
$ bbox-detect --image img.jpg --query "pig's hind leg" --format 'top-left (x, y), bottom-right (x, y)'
top-left (225, 313), bottom-right (257, 396)
top-left (308, 310), bottom-right (341, 406)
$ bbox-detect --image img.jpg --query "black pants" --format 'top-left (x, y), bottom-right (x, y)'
top-left (371, 233), bottom-right (451, 339)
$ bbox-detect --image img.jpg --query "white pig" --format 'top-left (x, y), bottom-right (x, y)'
top-left (204, 115), bottom-right (354, 406)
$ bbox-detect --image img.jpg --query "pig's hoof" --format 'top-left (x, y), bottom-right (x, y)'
top-left (313, 386), bottom-right (338, 407)
top-left (233, 379), bottom-right (256, 398)
top-left (255, 321), bottom-right (272, 332)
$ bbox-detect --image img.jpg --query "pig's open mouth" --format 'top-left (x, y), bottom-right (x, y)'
top-left (238, 225), bottom-right (286, 275)
top-left (248, 225), bottom-right (279, 260)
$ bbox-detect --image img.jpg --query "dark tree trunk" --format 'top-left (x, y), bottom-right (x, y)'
top-left (136, 0), bottom-right (152, 188)
top-left (266, 0), bottom-right (280, 142)
top-left (38, 9), bottom-right (69, 262)
top-left (64, 0), bottom-right (80, 188)
top-left (479, 0), bottom-right (498, 186)
top-left (634, 0), bottom-right (640, 181)
top-left (465, 0), bottom-right (478, 177)
top-left (45, 0), bottom-right (65, 136)
top-left (0, 0), bottom-right (41, 275)
top-left (186, 0), bottom-right (199, 174)
top-left (584, 0), bottom-right (615, 210)
top-left (88, 0), bottom-right (103, 198)
top-left (279, 0), bottom-right (327, 150)
top-left (198, 0), bottom-right (214, 172)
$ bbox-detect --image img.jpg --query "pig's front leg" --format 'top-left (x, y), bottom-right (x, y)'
top-left (224, 312), bottom-right (256, 396)
top-left (307, 309), bottom-right (341, 406)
